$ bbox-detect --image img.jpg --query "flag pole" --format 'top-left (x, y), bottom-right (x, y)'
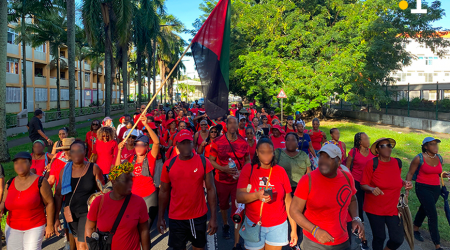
top-left (123, 39), bottom-right (195, 142)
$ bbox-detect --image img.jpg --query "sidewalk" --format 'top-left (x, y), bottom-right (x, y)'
top-left (8, 113), bottom-right (123, 148)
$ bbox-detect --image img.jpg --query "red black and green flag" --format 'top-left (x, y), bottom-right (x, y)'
top-left (191, 0), bottom-right (231, 119)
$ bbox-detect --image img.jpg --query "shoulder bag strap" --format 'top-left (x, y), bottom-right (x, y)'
top-left (277, 148), bottom-right (282, 164)
top-left (225, 134), bottom-right (241, 169)
top-left (67, 163), bottom-right (89, 208)
top-left (257, 167), bottom-right (273, 224)
top-left (340, 169), bottom-right (351, 186)
top-left (349, 148), bottom-right (357, 172)
top-left (110, 194), bottom-right (131, 235)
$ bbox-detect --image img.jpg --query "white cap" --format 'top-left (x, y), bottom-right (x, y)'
top-left (123, 129), bottom-right (140, 139)
top-left (318, 144), bottom-right (342, 160)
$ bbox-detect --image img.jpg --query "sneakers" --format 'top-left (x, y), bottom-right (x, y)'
top-left (414, 231), bottom-right (424, 242)
top-left (232, 243), bottom-right (244, 250)
top-left (360, 240), bottom-right (369, 250)
top-left (222, 224), bottom-right (231, 239)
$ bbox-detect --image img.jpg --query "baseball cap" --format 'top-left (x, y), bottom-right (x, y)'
top-left (13, 152), bottom-right (32, 161)
top-left (422, 137), bottom-right (441, 146)
top-left (249, 103), bottom-right (254, 106)
top-left (166, 119), bottom-right (176, 128)
top-left (318, 144), bottom-right (342, 160)
top-left (124, 129), bottom-right (139, 138)
top-left (175, 129), bottom-right (193, 143)
top-left (271, 125), bottom-right (285, 135)
top-left (147, 122), bottom-right (157, 129)
top-left (135, 135), bottom-right (149, 144)
top-left (287, 115), bottom-right (294, 120)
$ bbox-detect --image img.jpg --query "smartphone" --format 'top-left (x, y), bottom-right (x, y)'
top-left (263, 189), bottom-right (273, 200)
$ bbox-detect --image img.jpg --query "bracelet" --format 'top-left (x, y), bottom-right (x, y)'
top-left (310, 225), bottom-right (317, 234)
top-left (313, 226), bottom-right (320, 238)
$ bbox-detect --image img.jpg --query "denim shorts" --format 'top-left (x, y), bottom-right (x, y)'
top-left (244, 218), bottom-right (289, 250)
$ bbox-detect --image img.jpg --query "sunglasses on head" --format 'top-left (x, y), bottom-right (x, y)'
top-left (378, 143), bottom-right (393, 149)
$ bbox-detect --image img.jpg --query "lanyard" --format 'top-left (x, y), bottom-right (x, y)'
top-left (256, 167), bottom-right (273, 226)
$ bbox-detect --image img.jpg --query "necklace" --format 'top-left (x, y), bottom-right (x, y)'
top-left (425, 152), bottom-right (436, 159)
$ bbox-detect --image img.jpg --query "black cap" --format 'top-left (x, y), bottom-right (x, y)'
top-left (34, 109), bottom-right (43, 116)
top-left (135, 135), bottom-right (149, 144)
top-left (13, 152), bottom-right (32, 161)
top-left (287, 115), bottom-right (294, 120)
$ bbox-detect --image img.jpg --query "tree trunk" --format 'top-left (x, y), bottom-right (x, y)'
top-left (21, 12), bottom-right (27, 110)
top-left (152, 39), bottom-right (157, 109)
top-left (158, 59), bottom-right (164, 105)
top-left (96, 72), bottom-right (99, 105)
top-left (0, 0), bottom-right (10, 162)
top-left (122, 44), bottom-right (128, 113)
top-left (168, 78), bottom-right (173, 105)
top-left (146, 49), bottom-right (151, 103)
top-left (137, 52), bottom-right (142, 107)
top-left (104, 9), bottom-right (112, 117)
top-left (56, 52), bottom-right (61, 112)
top-left (79, 60), bottom-right (83, 111)
top-left (67, 0), bottom-right (76, 136)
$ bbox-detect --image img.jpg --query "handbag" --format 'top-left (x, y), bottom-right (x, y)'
top-left (86, 194), bottom-right (132, 250)
top-left (64, 163), bottom-right (90, 223)
top-left (239, 167), bottom-right (273, 243)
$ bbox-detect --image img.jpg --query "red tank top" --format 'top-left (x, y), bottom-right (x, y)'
top-left (6, 177), bottom-right (46, 230)
top-left (31, 153), bottom-right (47, 176)
top-left (416, 161), bottom-right (442, 186)
top-left (310, 130), bottom-right (324, 150)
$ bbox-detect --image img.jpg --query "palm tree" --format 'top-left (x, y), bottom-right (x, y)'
top-left (22, 8), bottom-right (67, 111)
top-left (67, 0), bottom-right (76, 136)
top-left (0, 0), bottom-right (10, 162)
top-left (8, 0), bottom-right (52, 110)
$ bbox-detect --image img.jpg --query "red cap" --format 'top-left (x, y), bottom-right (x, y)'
top-left (271, 125), bottom-right (285, 135)
top-left (175, 129), bottom-right (193, 143)
top-left (154, 117), bottom-right (162, 122)
top-left (231, 104), bottom-right (236, 107)
top-left (147, 122), bottom-right (157, 129)
top-left (249, 103), bottom-right (253, 106)
top-left (166, 119), bottom-right (176, 128)
top-left (119, 116), bottom-right (125, 123)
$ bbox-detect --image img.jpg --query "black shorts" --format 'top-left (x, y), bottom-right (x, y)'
top-left (169, 214), bottom-right (207, 250)
top-left (68, 213), bottom-right (87, 242)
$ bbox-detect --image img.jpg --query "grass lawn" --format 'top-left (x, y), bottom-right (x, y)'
top-left (317, 121), bottom-right (450, 241)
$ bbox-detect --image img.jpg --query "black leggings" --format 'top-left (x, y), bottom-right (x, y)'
top-left (414, 182), bottom-right (441, 245)
top-left (354, 181), bottom-right (365, 222)
top-left (144, 191), bottom-right (158, 228)
top-left (366, 213), bottom-right (404, 250)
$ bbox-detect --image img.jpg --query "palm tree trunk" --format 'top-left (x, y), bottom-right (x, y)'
top-left (103, 4), bottom-right (113, 117)
top-left (96, 71), bottom-right (99, 105)
top-left (21, 12), bottom-right (27, 110)
top-left (79, 60), bottom-right (83, 110)
top-left (67, 0), bottom-right (76, 136)
top-left (152, 39), bottom-right (157, 109)
top-left (0, 0), bottom-right (10, 161)
top-left (137, 52), bottom-right (142, 107)
top-left (122, 44), bottom-right (128, 114)
top-left (158, 59), bottom-right (164, 105)
top-left (146, 51), bottom-right (151, 103)
top-left (56, 52), bottom-right (61, 112)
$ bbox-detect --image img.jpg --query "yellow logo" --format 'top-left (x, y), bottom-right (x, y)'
top-left (399, 0), bottom-right (408, 10)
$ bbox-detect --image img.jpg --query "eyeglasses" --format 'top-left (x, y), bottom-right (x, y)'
top-left (210, 131), bottom-right (218, 134)
top-left (130, 136), bottom-right (137, 140)
top-left (70, 149), bottom-right (84, 154)
top-left (246, 132), bottom-right (254, 135)
top-left (92, 123), bottom-right (99, 126)
top-left (378, 144), bottom-right (393, 149)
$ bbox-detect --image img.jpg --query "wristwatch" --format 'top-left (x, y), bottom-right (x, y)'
top-left (352, 217), bottom-right (362, 222)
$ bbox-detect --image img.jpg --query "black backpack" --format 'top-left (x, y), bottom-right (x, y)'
top-left (167, 154), bottom-right (207, 180)
top-left (7, 176), bottom-right (44, 190)
top-left (372, 158), bottom-right (402, 172)
top-left (412, 153), bottom-right (443, 181)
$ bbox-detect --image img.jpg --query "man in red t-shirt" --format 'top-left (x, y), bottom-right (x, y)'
top-left (209, 116), bottom-right (250, 248)
top-left (290, 144), bottom-right (364, 250)
top-left (157, 130), bottom-right (218, 250)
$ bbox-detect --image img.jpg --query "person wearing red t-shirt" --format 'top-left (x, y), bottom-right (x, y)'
top-left (86, 120), bottom-right (100, 159)
top-left (209, 116), bottom-right (250, 248)
top-left (134, 105), bottom-right (151, 130)
top-left (238, 116), bottom-right (247, 138)
top-left (236, 137), bottom-right (297, 250)
top-left (30, 140), bottom-right (53, 176)
top-left (361, 138), bottom-right (411, 250)
top-left (290, 144), bottom-right (364, 250)
top-left (168, 121), bottom-right (187, 147)
top-left (92, 126), bottom-right (118, 177)
top-left (324, 128), bottom-right (347, 163)
top-left (284, 116), bottom-right (297, 134)
top-left (406, 137), bottom-right (448, 249)
top-left (164, 119), bottom-right (177, 142)
top-left (117, 129), bottom-right (138, 162)
top-left (48, 138), bottom-right (75, 187)
top-left (308, 118), bottom-right (327, 153)
top-left (270, 125), bottom-right (286, 149)
top-left (86, 163), bottom-right (150, 250)
top-left (198, 126), bottom-right (219, 157)
top-left (245, 127), bottom-right (257, 160)
top-left (229, 104), bottom-right (237, 117)
top-left (157, 130), bottom-right (218, 250)
top-left (194, 120), bottom-right (209, 150)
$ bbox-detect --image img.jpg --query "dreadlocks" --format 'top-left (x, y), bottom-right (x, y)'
top-left (353, 132), bottom-right (366, 149)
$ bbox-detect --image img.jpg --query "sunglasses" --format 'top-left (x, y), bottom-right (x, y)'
top-left (210, 130), bottom-right (218, 134)
top-left (378, 144), bottom-right (393, 149)
top-left (130, 136), bottom-right (137, 140)
top-left (92, 123), bottom-right (99, 126)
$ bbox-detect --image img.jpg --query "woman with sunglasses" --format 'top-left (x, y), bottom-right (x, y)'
top-left (198, 125), bottom-right (219, 157)
top-left (118, 130), bottom-right (139, 162)
top-left (194, 120), bottom-right (209, 151)
top-left (236, 137), bottom-right (297, 250)
top-left (406, 137), bottom-right (448, 250)
top-left (52, 127), bottom-right (68, 154)
top-left (31, 140), bottom-right (54, 176)
top-left (168, 121), bottom-right (187, 147)
top-left (92, 126), bottom-right (118, 179)
top-left (246, 127), bottom-right (257, 160)
top-left (296, 121), bottom-right (316, 158)
top-left (116, 114), bottom-right (160, 230)
top-left (86, 120), bottom-right (100, 159)
top-left (165, 110), bottom-right (175, 126)
top-left (257, 115), bottom-right (271, 137)
top-left (361, 138), bottom-right (412, 250)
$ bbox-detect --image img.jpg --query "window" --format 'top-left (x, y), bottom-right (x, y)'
top-left (394, 72), bottom-right (411, 82)
top-left (6, 87), bottom-right (20, 103)
top-left (424, 73), bottom-right (434, 82)
top-left (85, 73), bottom-right (90, 82)
top-left (61, 89), bottom-right (69, 101)
top-left (50, 89), bottom-right (57, 101)
top-left (6, 57), bottom-right (19, 74)
top-left (7, 28), bottom-right (17, 44)
top-left (444, 90), bottom-right (450, 99)
top-left (35, 88), bottom-right (47, 102)
top-left (60, 51), bottom-right (65, 58)
top-left (35, 68), bottom-right (43, 77)
top-left (34, 44), bottom-right (45, 52)
top-left (424, 56), bottom-right (438, 65)
top-left (60, 72), bottom-right (65, 79)
top-left (423, 90), bottom-right (437, 101)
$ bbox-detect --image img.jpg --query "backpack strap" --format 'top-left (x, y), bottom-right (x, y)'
top-left (199, 154), bottom-right (207, 180)
top-left (372, 158), bottom-right (379, 172)
top-left (340, 169), bottom-right (351, 186)
top-left (168, 146), bottom-right (174, 159)
top-left (110, 194), bottom-right (131, 235)
top-left (276, 148), bottom-right (282, 164)
top-left (413, 153), bottom-right (424, 181)
top-left (437, 154), bottom-right (444, 164)
top-left (167, 155), bottom-right (178, 173)
top-left (395, 158), bottom-right (402, 169)
top-left (45, 153), bottom-right (49, 166)
top-left (6, 177), bottom-right (15, 190)
top-left (38, 176), bottom-right (44, 189)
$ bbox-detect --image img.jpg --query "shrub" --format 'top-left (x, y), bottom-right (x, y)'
top-left (399, 98), bottom-right (408, 107)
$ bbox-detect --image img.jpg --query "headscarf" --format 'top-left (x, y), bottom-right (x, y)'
top-left (33, 139), bottom-right (46, 146)
top-left (109, 162), bottom-right (134, 181)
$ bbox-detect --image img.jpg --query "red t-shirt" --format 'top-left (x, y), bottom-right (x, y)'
top-left (309, 130), bottom-right (324, 150)
top-left (238, 128), bottom-right (246, 138)
top-left (85, 131), bottom-right (98, 159)
top-left (93, 140), bottom-right (118, 174)
top-left (87, 193), bottom-right (149, 250)
top-left (190, 108), bottom-right (199, 116)
top-left (50, 152), bottom-right (69, 186)
top-left (295, 170), bottom-right (356, 246)
top-left (120, 147), bottom-right (136, 162)
top-left (127, 154), bottom-right (156, 198)
top-left (416, 161), bottom-right (442, 186)
top-left (237, 164), bottom-right (292, 227)
top-left (161, 154), bottom-right (214, 220)
top-left (210, 134), bottom-right (250, 184)
top-left (229, 109), bottom-right (237, 116)
top-left (361, 158), bottom-right (403, 216)
top-left (118, 127), bottom-right (128, 142)
top-left (31, 153), bottom-right (47, 176)
top-left (285, 126), bottom-right (296, 134)
top-left (164, 129), bottom-right (178, 145)
top-left (348, 148), bottom-right (375, 182)
top-left (271, 136), bottom-right (286, 149)
top-left (5, 177), bottom-right (46, 230)
top-left (248, 140), bottom-right (257, 160)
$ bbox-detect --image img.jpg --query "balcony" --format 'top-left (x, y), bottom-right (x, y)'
top-left (60, 79), bottom-right (68, 87)
top-left (34, 51), bottom-right (46, 61)
top-left (84, 63), bottom-right (90, 71)
top-left (6, 73), bottom-right (19, 84)
top-left (34, 76), bottom-right (46, 86)
top-left (7, 43), bottom-right (19, 55)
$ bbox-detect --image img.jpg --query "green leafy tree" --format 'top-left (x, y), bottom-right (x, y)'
top-left (0, 0), bottom-right (9, 162)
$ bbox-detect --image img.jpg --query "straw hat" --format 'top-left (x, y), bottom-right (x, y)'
top-left (370, 137), bottom-right (396, 155)
top-left (55, 138), bottom-right (76, 150)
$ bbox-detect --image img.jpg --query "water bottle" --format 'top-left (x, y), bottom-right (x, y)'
top-left (228, 158), bottom-right (239, 179)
